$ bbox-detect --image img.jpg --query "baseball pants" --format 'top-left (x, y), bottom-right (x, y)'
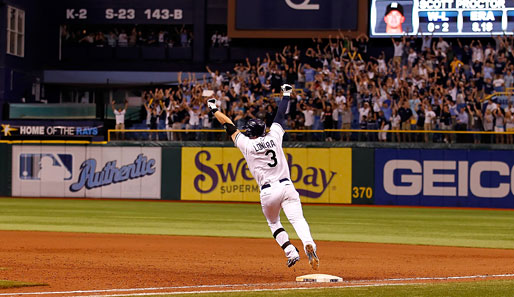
top-left (260, 180), bottom-right (315, 257)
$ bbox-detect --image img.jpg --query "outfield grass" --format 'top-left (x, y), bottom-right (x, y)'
top-left (0, 280), bottom-right (46, 289)
top-left (0, 198), bottom-right (513, 249)
top-left (125, 280), bottom-right (514, 297)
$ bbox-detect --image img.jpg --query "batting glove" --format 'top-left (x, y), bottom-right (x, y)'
top-left (207, 98), bottom-right (219, 115)
top-left (281, 84), bottom-right (293, 96)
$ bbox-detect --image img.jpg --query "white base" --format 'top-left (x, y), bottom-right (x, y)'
top-left (296, 274), bottom-right (343, 283)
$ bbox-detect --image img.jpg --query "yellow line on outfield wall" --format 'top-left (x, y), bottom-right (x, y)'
top-left (0, 140), bottom-right (107, 144)
top-left (106, 128), bottom-right (514, 143)
top-left (323, 129), bottom-right (514, 134)
top-left (108, 128), bottom-right (514, 135)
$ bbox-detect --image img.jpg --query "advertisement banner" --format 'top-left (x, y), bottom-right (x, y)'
top-left (181, 147), bottom-right (351, 204)
top-left (11, 145), bottom-right (161, 199)
top-left (0, 122), bottom-right (103, 139)
top-left (375, 149), bottom-right (514, 208)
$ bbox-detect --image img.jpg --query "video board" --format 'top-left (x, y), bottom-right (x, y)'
top-left (371, 0), bottom-right (514, 37)
top-left (228, 0), bottom-right (369, 38)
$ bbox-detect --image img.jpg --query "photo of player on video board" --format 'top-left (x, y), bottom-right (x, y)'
top-left (371, 0), bottom-right (414, 36)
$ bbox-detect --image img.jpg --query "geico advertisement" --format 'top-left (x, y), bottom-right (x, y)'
top-left (181, 147), bottom-right (352, 203)
top-left (12, 145), bottom-right (161, 199)
top-left (375, 149), bottom-right (514, 208)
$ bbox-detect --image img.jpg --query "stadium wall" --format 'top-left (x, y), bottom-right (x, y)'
top-left (0, 143), bottom-right (12, 197)
top-left (374, 149), bottom-right (514, 208)
top-left (179, 147), bottom-right (352, 204)
top-left (4, 143), bottom-right (514, 208)
top-left (10, 144), bottom-right (161, 199)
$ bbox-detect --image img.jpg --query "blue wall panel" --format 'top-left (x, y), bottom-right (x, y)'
top-left (375, 149), bottom-right (514, 208)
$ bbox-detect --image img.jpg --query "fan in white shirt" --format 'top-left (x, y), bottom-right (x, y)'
top-left (424, 105), bottom-right (436, 143)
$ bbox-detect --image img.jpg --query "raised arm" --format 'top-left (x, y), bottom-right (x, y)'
top-left (323, 42), bottom-right (330, 53)
top-left (207, 99), bottom-right (240, 142)
top-left (144, 100), bottom-right (152, 112)
top-left (282, 45), bottom-right (289, 56)
top-left (182, 99), bottom-right (191, 111)
top-left (273, 84), bottom-right (293, 126)
top-left (206, 66), bottom-right (214, 76)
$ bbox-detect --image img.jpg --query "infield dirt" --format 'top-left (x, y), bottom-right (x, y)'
top-left (1, 230), bottom-right (514, 295)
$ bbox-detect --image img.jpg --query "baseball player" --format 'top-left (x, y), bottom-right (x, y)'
top-left (384, 2), bottom-right (405, 34)
top-left (207, 84), bottom-right (319, 269)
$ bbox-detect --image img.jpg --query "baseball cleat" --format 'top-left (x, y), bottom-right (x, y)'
top-left (305, 244), bottom-right (319, 270)
top-left (287, 256), bottom-right (300, 268)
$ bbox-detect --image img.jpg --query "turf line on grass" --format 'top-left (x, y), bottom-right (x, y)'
top-left (4, 273), bottom-right (514, 297)
top-left (63, 284), bottom-right (409, 297)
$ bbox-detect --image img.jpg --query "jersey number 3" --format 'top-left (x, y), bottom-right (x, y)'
top-left (265, 150), bottom-right (278, 167)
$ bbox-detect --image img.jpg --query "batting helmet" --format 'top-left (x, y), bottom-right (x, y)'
top-left (244, 118), bottom-right (266, 138)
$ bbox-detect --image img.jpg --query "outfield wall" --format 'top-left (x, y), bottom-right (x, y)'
top-left (4, 143), bottom-right (514, 208)
top-left (180, 147), bottom-right (352, 203)
top-left (10, 145), bottom-right (161, 199)
top-left (374, 149), bottom-right (514, 208)
top-left (0, 143), bottom-right (12, 197)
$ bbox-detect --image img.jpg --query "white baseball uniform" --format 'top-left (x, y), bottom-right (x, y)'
top-left (234, 122), bottom-right (316, 261)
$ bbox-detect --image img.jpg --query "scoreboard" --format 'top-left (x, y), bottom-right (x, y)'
top-left (371, 0), bottom-right (514, 37)
top-left (60, 0), bottom-right (193, 24)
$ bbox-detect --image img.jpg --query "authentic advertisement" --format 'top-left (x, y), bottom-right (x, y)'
top-left (375, 149), bottom-right (514, 208)
top-left (181, 147), bottom-right (352, 203)
top-left (11, 145), bottom-right (161, 199)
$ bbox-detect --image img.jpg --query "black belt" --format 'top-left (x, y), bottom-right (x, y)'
top-left (261, 178), bottom-right (289, 190)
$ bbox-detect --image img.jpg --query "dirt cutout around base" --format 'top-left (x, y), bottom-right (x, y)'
top-left (1, 231), bottom-right (514, 295)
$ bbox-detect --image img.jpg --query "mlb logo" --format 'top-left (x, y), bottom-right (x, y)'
top-left (19, 153), bottom-right (73, 181)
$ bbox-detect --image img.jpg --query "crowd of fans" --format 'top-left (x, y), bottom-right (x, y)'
top-left (61, 25), bottom-right (194, 48)
top-left (210, 31), bottom-right (231, 47)
top-left (136, 31), bottom-right (514, 143)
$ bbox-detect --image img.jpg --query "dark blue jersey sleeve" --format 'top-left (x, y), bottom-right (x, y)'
top-left (273, 96), bottom-right (290, 127)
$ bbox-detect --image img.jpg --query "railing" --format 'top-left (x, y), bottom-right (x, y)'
top-left (0, 139), bottom-right (107, 144)
top-left (483, 89), bottom-right (514, 107)
top-left (107, 128), bottom-right (514, 144)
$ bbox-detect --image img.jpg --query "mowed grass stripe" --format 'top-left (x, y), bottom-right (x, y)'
top-left (0, 280), bottom-right (46, 289)
top-left (0, 198), bottom-right (513, 249)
